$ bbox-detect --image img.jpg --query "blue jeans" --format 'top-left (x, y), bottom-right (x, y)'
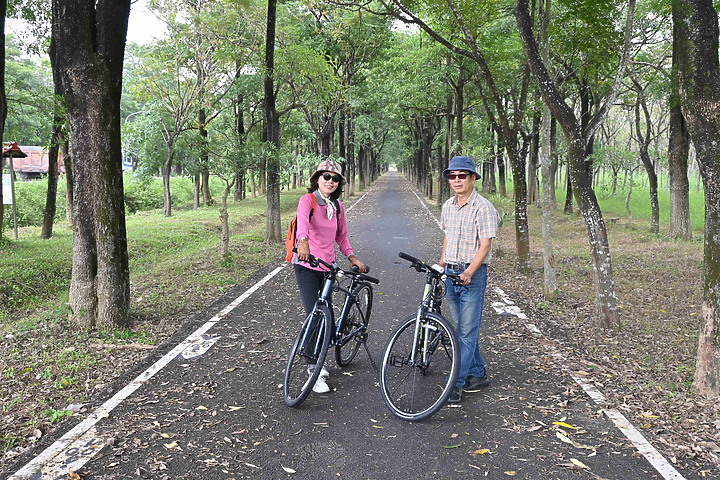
top-left (444, 264), bottom-right (488, 389)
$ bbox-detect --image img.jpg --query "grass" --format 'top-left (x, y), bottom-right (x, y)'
top-left (0, 186), bottom-right (307, 329)
top-left (493, 175), bottom-right (706, 234)
top-left (1, 184), bottom-right (313, 453)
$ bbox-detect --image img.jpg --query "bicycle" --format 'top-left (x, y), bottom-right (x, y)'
top-left (379, 252), bottom-right (463, 421)
top-left (283, 254), bottom-right (380, 408)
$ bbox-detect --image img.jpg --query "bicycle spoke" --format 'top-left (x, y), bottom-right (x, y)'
top-left (380, 314), bottom-right (459, 421)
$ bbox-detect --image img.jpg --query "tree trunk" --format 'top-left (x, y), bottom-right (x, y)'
top-left (40, 124), bottom-right (61, 239)
top-left (632, 77), bottom-right (660, 234)
top-left (62, 141), bottom-right (73, 224)
top-left (219, 182), bottom-right (233, 256)
top-left (516, 0), bottom-right (627, 327)
top-left (53, 0), bottom-right (131, 330)
top-left (42, 47), bottom-right (64, 239)
top-left (264, 0), bottom-right (282, 242)
top-left (0, 1), bottom-right (7, 238)
top-left (193, 173), bottom-right (200, 209)
top-left (667, 21), bottom-right (693, 240)
top-left (539, 0), bottom-right (558, 300)
top-left (673, 0), bottom-right (720, 398)
top-left (163, 146), bottom-right (174, 217)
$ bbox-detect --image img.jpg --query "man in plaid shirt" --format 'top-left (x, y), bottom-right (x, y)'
top-left (439, 156), bottom-right (499, 403)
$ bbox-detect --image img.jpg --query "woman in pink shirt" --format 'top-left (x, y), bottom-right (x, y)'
top-left (292, 160), bottom-right (367, 393)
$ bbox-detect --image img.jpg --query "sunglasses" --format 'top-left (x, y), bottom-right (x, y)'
top-left (322, 172), bottom-right (342, 183)
top-left (447, 173), bottom-right (470, 180)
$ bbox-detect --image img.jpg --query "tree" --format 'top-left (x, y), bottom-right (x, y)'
top-left (667, 12), bottom-right (692, 240)
top-left (0, 0), bottom-right (7, 238)
top-left (672, 0), bottom-right (720, 398)
top-left (264, 0), bottom-right (282, 243)
top-left (515, 0), bottom-right (636, 327)
top-left (52, 0), bottom-right (131, 329)
top-left (130, 37), bottom-right (202, 216)
top-left (538, 0), bottom-right (558, 300)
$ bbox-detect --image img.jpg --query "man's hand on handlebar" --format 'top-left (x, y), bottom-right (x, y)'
top-left (457, 271), bottom-right (472, 286)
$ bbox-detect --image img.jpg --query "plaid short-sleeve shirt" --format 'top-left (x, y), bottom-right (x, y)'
top-left (441, 190), bottom-right (499, 265)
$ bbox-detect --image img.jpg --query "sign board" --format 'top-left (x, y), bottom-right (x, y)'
top-left (1, 173), bottom-right (12, 204)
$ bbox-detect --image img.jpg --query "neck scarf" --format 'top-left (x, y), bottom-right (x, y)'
top-left (320, 192), bottom-right (335, 220)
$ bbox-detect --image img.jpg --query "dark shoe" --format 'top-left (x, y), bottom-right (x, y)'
top-left (463, 374), bottom-right (490, 392)
top-left (448, 387), bottom-right (462, 403)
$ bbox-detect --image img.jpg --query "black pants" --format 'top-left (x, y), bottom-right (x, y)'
top-left (293, 263), bottom-right (329, 317)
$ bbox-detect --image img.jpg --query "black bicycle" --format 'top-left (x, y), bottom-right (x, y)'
top-left (379, 252), bottom-right (462, 421)
top-left (283, 254), bottom-right (379, 407)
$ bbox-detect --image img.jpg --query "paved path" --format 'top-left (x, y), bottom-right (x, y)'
top-left (5, 173), bottom-right (696, 480)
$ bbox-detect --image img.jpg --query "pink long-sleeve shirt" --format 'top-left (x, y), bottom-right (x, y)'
top-left (292, 191), bottom-right (354, 271)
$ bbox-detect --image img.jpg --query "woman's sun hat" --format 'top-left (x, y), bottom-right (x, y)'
top-left (309, 159), bottom-right (346, 185)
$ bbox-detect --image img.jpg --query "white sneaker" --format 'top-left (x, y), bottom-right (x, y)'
top-left (312, 375), bottom-right (330, 393)
top-left (307, 366), bottom-right (330, 393)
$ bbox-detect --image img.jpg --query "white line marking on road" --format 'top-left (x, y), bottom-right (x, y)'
top-left (492, 287), bottom-right (688, 480)
top-left (9, 266), bottom-right (285, 480)
top-left (412, 190), bottom-right (442, 229)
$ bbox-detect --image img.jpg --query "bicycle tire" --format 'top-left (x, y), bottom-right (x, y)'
top-left (335, 283), bottom-right (373, 367)
top-left (283, 305), bottom-right (332, 407)
top-left (379, 312), bottom-right (460, 421)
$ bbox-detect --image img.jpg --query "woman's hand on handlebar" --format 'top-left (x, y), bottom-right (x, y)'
top-left (297, 238), bottom-right (310, 262)
top-left (348, 254), bottom-right (368, 273)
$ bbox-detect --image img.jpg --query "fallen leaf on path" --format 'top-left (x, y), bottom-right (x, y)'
top-left (571, 458), bottom-right (590, 470)
top-left (472, 449), bottom-right (491, 455)
top-left (553, 421), bottom-right (578, 430)
top-left (555, 431), bottom-right (596, 454)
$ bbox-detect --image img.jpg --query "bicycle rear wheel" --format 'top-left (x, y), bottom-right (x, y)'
top-left (380, 312), bottom-right (460, 421)
top-left (283, 305), bottom-right (332, 407)
top-left (335, 283), bottom-right (373, 367)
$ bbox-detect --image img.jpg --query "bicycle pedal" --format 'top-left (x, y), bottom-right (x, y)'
top-left (356, 331), bottom-right (368, 343)
top-left (388, 355), bottom-right (408, 367)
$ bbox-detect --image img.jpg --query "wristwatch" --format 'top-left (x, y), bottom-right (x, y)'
top-left (298, 237), bottom-right (308, 242)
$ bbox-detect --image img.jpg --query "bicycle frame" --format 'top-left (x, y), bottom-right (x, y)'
top-left (410, 271), bottom-right (444, 367)
top-left (300, 258), bottom-right (374, 354)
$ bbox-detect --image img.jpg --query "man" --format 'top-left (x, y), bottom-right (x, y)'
top-left (439, 155), bottom-right (499, 403)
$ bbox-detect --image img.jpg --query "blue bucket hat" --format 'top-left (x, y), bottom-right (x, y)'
top-left (443, 155), bottom-right (479, 179)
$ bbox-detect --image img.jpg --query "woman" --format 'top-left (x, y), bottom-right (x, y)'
top-left (292, 159), bottom-right (367, 393)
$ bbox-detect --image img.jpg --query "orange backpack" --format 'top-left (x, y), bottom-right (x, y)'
top-left (285, 194), bottom-right (317, 262)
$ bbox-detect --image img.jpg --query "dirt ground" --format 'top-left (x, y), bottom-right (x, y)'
top-left (1, 196), bottom-right (719, 476)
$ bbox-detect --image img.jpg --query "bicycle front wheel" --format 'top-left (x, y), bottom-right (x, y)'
top-left (380, 312), bottom-right (460, 421)
top-left (283, 305), bottom-right (332, 407)
top-left (335, 283), bottom-right (373, 367)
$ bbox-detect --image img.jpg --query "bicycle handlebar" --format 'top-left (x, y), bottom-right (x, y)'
top-left (398, 252), bottom-right (463, 286)
top-left (293, 249), bottom-right (379, 284)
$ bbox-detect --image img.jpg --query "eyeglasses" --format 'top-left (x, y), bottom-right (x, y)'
top-left (322, 172), bottom-right (342, 183)
top-left (447, 173), bottom-right (470, 180)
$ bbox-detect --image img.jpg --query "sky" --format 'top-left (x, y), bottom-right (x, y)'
top-left (6, 0), bottom-right (166, 47)
top-left (127, 0), bottom-right (167, 45)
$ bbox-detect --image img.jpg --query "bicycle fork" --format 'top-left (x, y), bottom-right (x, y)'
top-left (409, 283), bottom-right (438, 367)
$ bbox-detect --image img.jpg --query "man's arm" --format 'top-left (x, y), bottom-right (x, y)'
top-left (439, 236), bottom-right (448, 267)
top-left (459, 237), bottom-right (492, 284)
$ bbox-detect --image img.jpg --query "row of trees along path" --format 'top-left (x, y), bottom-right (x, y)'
top-left (0, 0), bottom-right (718, 399)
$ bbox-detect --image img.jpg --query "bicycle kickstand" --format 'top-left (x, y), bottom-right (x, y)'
top-left (363, 341), bottom-right (379, 373)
